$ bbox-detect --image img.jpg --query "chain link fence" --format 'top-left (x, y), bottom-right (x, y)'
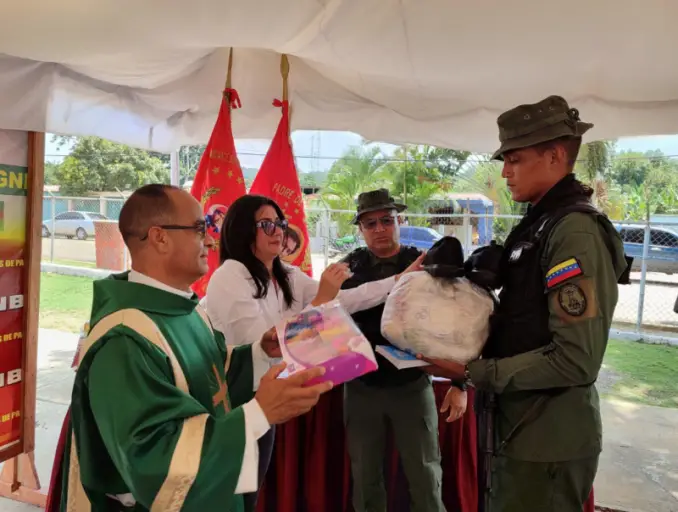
top-left (41, 195), bottom-right (130, 271)
top-left (306, 206), bottom-right (678, 342)
top-left (39, 197), bottom-right (678, 341)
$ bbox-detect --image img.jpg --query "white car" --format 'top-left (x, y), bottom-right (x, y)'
top-left (42, 211), bottom-right (109, 240)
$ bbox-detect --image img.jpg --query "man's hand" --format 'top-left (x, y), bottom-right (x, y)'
top-left (417, 354), bottom-right (466, 380)
top-left (255, 363), bottom-right (333, 425)
top-left (260, 327), bottom-right (281, 359)
top-left (395, 253), bottom-right (426, 282)
top-left (311, 262), bottom-right (351, 306)
top-left (441, 387), bottom-right (467, 423)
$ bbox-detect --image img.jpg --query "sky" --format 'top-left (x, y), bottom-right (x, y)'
top-left (44, 131), bottom-right (678, 174)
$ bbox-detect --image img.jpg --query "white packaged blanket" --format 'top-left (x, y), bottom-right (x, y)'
top-left (381, 271), bottom-right (494, 363)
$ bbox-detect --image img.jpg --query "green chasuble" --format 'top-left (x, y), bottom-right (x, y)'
top-left (58, 272), bottom-right (257, 511)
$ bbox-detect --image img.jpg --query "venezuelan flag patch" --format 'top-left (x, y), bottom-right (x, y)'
top-left (546, 258), bottom-right (583, 290)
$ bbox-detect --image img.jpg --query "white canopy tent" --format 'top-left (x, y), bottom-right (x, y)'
top-left (1, 0), bottom-right (678, 153)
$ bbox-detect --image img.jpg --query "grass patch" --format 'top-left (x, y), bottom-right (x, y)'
top-left (54, 259), bottom-right (97, 269)
top-left (39, 273), bottom-right (93, 333)
top-left (602, 339), bottom-right (678, 408)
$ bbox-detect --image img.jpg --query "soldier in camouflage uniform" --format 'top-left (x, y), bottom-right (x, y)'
top-left (421, 96), bottom-right (631, 511)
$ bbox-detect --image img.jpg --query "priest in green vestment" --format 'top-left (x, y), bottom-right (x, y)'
top-left (55, 184), bottom-right (333, 512)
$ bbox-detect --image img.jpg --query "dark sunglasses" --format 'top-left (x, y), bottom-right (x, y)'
top-left (140, 220), bottom-right (207, 241)
top-left (256, 219), bottom-right (289, 236)
top-left (360, 216), bottom-right (396, 231)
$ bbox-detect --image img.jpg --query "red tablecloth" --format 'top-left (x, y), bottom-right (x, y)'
top-left (256, 380), bottom-right (595, 512)
top-left (45, 382), bottom-right (594, 511)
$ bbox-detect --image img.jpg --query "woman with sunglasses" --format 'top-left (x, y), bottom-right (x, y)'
top-left (203, 194), bottom-right (423, 348)
top-left (202, 194), bottom-right (422, 508)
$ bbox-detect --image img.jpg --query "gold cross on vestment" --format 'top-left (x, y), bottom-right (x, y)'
top-left (212, 364), bottom-right (229, 413)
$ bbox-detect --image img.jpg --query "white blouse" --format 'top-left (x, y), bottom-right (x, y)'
top-left (202, 259), bottom-right (396, 346)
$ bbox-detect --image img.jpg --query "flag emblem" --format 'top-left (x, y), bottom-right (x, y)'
top-left (546, 258), bottom-right (583, 289)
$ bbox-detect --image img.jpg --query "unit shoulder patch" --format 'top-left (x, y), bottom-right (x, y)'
top-left (546, 257), bottom-right (583, 290)
top-left (557, 283), bottom-right (587, 316)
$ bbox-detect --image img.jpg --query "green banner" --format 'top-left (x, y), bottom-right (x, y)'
top-left (0, 165), bottom-right (28, 197)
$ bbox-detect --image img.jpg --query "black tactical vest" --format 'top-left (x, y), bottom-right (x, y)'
top-left (342, 245), bottom-right (424, 387)
top-left (485, 201), bottom-right (618, 359)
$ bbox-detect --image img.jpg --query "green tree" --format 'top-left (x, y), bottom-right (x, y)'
top-left (382, 145), bottom-right (450, 224)
top-left (321, 144), bottom-right (387, 234)
top-left (609, 150), bottom-right (651, 187)
top-left (454, 160), bottom-right (525, 241)
top-left (177, 145), bottom-right (207, 185)
top-left (575, 140), bottom-right (624, 217)
top-left (425, 147), bottom-right (471, 178)
top-left (44, 161), bottom-right (61, 186)
top-left (623, 165), bottom-right (678, 220)
top-left (54, 136), bottom-right (169, 195)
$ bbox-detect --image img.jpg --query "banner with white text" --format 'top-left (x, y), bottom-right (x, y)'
top-left (0, 130), bottom-right (28, 455)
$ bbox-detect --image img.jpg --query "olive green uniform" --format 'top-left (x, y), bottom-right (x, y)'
top-left (469, 212), bottom-right (627, 510)
top-left (341, 190), bottom-right (446, 512)
top-left (468, 96), bottom-right (630, 511)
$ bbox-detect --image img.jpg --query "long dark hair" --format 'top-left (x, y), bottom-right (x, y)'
top-left (220, 195), bottom-right (294, 308)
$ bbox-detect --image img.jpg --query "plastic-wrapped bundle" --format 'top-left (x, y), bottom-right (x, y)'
top-left (380, 236), bottom-right (497, 362)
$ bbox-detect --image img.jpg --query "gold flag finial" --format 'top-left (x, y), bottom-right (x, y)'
top-left (281, 54), bottom-right (290, 102)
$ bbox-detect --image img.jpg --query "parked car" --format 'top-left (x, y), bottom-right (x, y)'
top-left (615, 224), bottom-right (678, 274)
top-left (42, 211), bottom-right (109, 240)
top-left (400, 226), bottom-right (443, 250)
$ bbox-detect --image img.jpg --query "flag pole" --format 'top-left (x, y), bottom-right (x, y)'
top-left (225, 47), bottom-right (234, 104)
top-left (281, 54), bottom-right (289, 102)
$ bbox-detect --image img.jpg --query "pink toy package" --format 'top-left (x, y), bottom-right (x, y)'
top-left (276, 301), bottom-right (378, 386)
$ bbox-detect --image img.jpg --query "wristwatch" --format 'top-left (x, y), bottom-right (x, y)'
top-left (463, 364), bottom-right (473, 388)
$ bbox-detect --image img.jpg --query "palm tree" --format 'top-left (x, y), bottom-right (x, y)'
top-left (321, 143), bottom-right (387, 234)
top-left (453, 159), bottom-right (525, 241)
top-left (383, 145), bottom-right (452, 217)
top-left (574, 140), bottom-right (626, 217)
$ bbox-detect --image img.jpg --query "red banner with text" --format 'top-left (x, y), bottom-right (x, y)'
top-left (0, 130), bottom-right (28, 460)
top-left (249, 100), bottom-right (313, 276)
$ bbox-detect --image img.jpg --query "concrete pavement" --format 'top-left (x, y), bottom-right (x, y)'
top-left (1, 330), bottom-right (677, 511)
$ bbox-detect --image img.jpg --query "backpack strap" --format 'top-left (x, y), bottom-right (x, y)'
top-left (536, 202), bottom-right (630, 284)
top-left (67, 308), bottom-right (214, 512)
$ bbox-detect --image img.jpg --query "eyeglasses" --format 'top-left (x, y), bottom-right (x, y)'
top-left (360, 216), bottom-right (396, 231)
top-left (140, 220), bottom-right (207, 241)
top-left (256, 219), bottom-right (289, 236)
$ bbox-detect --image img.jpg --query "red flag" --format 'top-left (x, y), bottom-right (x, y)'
top-left (190, 89), bottom-right (247, 297)
top-left (249, 99), bottom-right (313, 276)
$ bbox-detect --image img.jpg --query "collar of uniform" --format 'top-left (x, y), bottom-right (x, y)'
top-left (527, 174), bottom-right (580, 218)
top-left (128, 270), bottom-right (194, 299)
top-left (368, 248), bottom-right (403, 267)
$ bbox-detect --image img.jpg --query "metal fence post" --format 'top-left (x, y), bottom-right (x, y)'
top-left (635, 219), bottom-right (651, 332)
top-left (50, 194), bottom-right (56, 263)
top-left (462, 209), bottom-right (471, 258)
top-left (323, 205), bottom-right (330, 270)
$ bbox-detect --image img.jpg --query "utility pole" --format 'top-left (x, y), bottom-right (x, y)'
top-left (170, 150), bottom-right (180, 186)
